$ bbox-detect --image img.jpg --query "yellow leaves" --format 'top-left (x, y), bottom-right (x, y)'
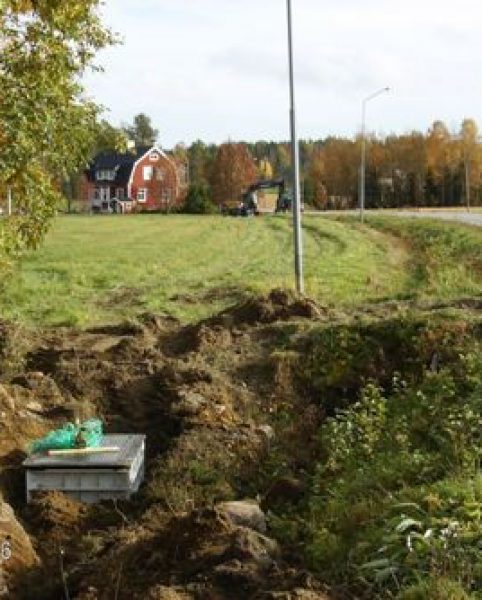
top-left (423, 493), bottom-right (443, 513)
top-left (461, 118), bottom-right (478, 143)
top-left (5, 0), bottom-right (88, 20)
top-left (3, 0), bottom-right (36, 14)
top-left (258, 158), bottom-right (273, 180)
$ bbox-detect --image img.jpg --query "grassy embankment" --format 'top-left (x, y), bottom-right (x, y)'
top-left (257, 307), bottom-right (482, 599)
top-left (235, 216), bottom-right (482, 599)
top-left (3, 213), bottom-right (482, 326)
top-left (369, 215), bottom-right (482, 300)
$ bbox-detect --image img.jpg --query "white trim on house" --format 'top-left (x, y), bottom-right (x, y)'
top-left (96, 169), bottom-right (116, 181)
top-left (143, 165), bottom-right (153, 181)
top-left (99, 187), bottom-right (111, 202)
top-left (127, 145), bottom-right (180, 199)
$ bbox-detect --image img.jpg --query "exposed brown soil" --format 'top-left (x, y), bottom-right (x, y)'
top-left (0, 290), bottom-right (332, 600)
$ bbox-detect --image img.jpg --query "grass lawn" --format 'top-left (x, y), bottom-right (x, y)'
top-left (2, 213), bottom-right (482, 326)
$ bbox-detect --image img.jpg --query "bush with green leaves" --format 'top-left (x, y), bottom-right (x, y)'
top-left (263, 313), bottom-right (482, 599)
top-left (397, 577), bottom-right (471, 600)
top-left (306, 361), bottom-right (481, 596)
top-left (182, 184), bottom-right (217, 214)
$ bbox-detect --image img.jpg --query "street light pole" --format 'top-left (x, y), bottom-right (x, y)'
top-left (464, 146), bottom-right (471, 211)
top-left (359, 87), bottom-right (389, 223)
top-left (287, 0), bottom-right (304, 294)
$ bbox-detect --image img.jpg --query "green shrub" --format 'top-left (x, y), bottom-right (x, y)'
top-left (265, 313), bottom-right (482, 599)
top-left (397, 578), bottom-right (470, 600)
top-left (182, 184), bottom-right (217, 214)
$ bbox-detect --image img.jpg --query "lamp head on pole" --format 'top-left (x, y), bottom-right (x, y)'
top-left (359, 85), bottom-right (390, 223)
top-left (364, 86), bottom-right (391, 104)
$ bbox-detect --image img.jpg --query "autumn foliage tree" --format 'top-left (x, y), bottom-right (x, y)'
top-left (203, 120), bottom-right (482, 210)
top-left (258, 158), bottom-right (274, 180)
top-left (305, 148), bottom-right (327, 209)
top-left (0, 0), bottom-right (115, 267)
top-left (210, 143), bottom-right (257, 206)
top-left (459, 118), bottom-right (480, 207)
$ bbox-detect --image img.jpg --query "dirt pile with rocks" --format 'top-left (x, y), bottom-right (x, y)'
top-left (0, 291), bottom-right (332, 599)
top-left (72, 504), bottom-right (329, 600)
top-left (0, 498), bottom-right (40, 596)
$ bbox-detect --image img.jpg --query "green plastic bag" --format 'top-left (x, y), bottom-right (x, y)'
top-left (30, 419), bottom-right (103, 453)
top-left (77, 419), bottom-right (104, 448)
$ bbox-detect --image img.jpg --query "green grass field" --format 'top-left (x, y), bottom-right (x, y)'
top-left (2, 214), bottom-right (482, 326)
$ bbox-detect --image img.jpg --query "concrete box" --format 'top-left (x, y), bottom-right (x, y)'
top-left (23, 434), bottom-right (145, 503)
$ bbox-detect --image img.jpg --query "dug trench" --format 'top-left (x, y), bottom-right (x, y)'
top-left (0, 290), bottom-right (481, 599)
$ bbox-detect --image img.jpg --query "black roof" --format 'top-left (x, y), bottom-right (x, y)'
top-left (85, 147), bottom-right (152, 186)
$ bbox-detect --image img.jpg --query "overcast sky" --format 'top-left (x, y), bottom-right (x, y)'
top-left (83, 0), bottom-right (482, 147)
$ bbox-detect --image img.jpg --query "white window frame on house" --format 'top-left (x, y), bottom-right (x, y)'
top-left (96, 170), bottom-right (116, 181)
top-left (149, 152), bottom-right (160, 162)
top-left (155, 167), bottom-right (164, 181)
top-left (143, 166), bottom-right (153, 181)
top-left (137, 188), bottom-right (148, 202)
top-left (99, 187), bottom-right (111, 202)
top-left (116, 188), bottom-right (125, 200)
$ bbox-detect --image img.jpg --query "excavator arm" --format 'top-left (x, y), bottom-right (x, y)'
top-left (243, 179), bottom-right (288, 213)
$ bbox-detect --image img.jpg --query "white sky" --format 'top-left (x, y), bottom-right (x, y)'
top-left (84, 0), bottom-right (482, 147)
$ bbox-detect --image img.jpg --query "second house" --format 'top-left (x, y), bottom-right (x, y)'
top-left (81, 145), bottom-right (188, 213)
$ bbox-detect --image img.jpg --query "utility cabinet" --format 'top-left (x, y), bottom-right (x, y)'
top-left (23, 434), bottom-right (145, 503)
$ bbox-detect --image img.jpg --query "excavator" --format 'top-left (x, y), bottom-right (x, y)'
top-left (246, 178), bottom-right (292, 213)
top-left (221, 178), bottom-right (293, 216)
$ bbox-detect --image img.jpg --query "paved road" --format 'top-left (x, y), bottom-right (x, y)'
top-left (392, 210), bottom-right (482, 227)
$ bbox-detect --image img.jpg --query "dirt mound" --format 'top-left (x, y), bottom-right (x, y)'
top-left (3, 292), bottom-right (477, 600)
top-left (25, 492), bottom-right (86, 538)
top-left (200, 289), bottom-right (324, 332)
top-left (168, 290), bottom-right (324, 355)
top-left (0, 499), bottom-right (40, 596)
top-left (0, 292), bottom-right (335, 599)
top-left (72, 507), bottom-right (326, 599)
top-left (220, 289), bottom-right (324, 326)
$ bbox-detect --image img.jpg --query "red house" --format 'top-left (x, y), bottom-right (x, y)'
top-left (81, 146), bottom-right (188, 213)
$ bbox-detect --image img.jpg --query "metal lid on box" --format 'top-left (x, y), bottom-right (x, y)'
top-left (23, 434), bottom-right (145, 469)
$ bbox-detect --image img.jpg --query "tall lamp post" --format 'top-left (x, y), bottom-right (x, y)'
top-left (286, 0), bottom-right (303, 294)
top-left (359, 87), bottom-right (390, 222)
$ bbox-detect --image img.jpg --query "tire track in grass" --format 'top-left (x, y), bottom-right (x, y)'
top-left (301, 217), bottom-right (409, 305)
top-left (245, 216), bottom-right (293, 290)
top-left (0, 216), bottom-right (412, 325)
top-left (161, 217), bottom-right (278, 317)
